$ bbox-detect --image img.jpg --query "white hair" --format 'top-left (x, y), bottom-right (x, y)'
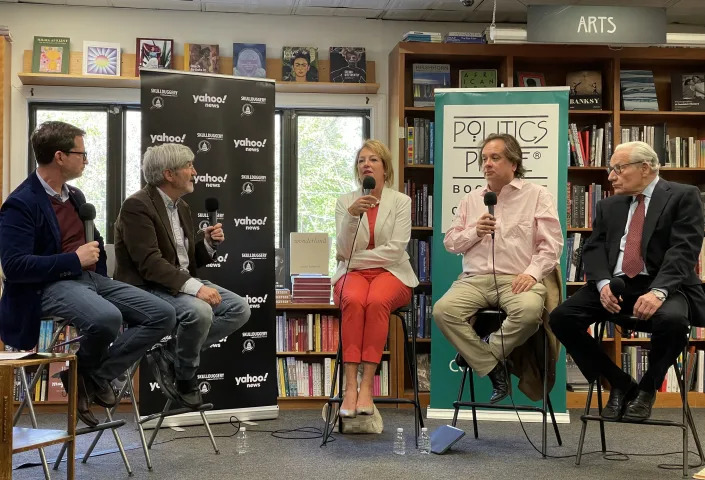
top-left (614, 141), bottom-right (660, 173)
top-left (142, 143), bottom-right (195, 186)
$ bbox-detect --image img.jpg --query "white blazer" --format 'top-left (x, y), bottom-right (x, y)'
top-left (332, 186), bottom-right (419, 288)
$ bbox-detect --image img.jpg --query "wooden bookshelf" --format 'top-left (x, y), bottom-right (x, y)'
top-left (0, 35), bottom-right (9, 205)
top-left (19, 50), bottom-right (379, 94)
top-left (388, 41), bottom-right (705, 411)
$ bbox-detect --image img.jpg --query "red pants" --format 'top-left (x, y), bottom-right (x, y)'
top-left (334, 268), bottom-right (411, 364)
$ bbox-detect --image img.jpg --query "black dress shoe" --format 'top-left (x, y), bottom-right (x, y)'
top-left (59, 370), bottom-right (98, 427)
top-left (176, 377), bottom-right (204, 409)
top-left (487, 361), bottom-right (510, 404)
top-left (601, 381), bottom-right (638, 421)
top-left (146, 345), bottom-right (180, 403)
top-left (89, 376), bottom-right (117, 408)
top-left (623, 390), bottom-right (656, 422)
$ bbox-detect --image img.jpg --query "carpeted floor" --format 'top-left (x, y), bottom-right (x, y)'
top-left (10, 408), bottom-right (705, 479)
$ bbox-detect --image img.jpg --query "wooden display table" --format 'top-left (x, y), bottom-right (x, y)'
top-left (0, 353), bottom-right (77, 480)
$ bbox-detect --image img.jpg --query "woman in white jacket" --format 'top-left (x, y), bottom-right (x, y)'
top-left (333, 139), bottom-right (419, 417)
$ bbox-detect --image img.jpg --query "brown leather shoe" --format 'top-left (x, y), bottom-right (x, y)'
top-left (59, 370), bottom-right (98, 427)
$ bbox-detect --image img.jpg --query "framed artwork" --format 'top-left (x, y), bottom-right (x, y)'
top-left (82, 41), bottom-right (120, 76)
top-left (518, 72), bottom-right (546, 87)
top-left (136, 38), bottom-right (173, 76)
top-left (282, 47), bottom-right (319, 82)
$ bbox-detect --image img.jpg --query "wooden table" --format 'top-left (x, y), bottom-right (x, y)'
top-left (1, 353), bottom-right (77, 480)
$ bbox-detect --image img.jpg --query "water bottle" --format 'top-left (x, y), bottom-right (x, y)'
top-left (393, 427), bottom-right (405, 455)
top-left (418, 427), bottom-right (431, 454)
top-left (236, 427), bottom-right (249, 454)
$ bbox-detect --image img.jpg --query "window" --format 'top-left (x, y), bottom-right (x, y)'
top-left (29, 104), bottom-right (370, 279)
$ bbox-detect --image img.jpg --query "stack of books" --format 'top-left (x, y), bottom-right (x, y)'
top-left (275, 288), bottom-right (292, 305)
top-left (291, 275), bottom-right (332, 304)
top-left (402, 31), bottom-right (442, 43)
top-left (444, 32), bottom-right (485, 43)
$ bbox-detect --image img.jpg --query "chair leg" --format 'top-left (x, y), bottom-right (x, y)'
top-left (130, 373), bottom-right (153, 471)
top-left (200, 411), bottom-right (220, 454)
top-left (399, 309), bottom-right (422, 446)
top-left (321, 339), bottom-right (343, 446)
top-left (575, 379), bottom-right (594, 466)
top-left (546, 397), bottom-right (562, 446)
top-left (541, 328), bottom-right (548, 458)
top-left (451, 367), bottom-right (467, 428)
top-left (147, 399), bottom-right (172, 449)
top-left (468, 367), bottom-right (479, 439)
top-left (19, 367), bottom-right (52, 480)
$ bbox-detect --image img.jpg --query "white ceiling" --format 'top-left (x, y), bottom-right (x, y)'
top-left (0, 0), bottom-right (703, 25)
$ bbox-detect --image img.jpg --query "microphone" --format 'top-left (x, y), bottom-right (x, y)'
top-left (609, 277), bottom-right (625, 298)
top-left (78, 203), bottom-right (96, 243)
top-left (362, 175), bottom-right (375, 196)
top-left (483, 192), bottom-right (497, 238)
top-left (205, 197), bottom-right (220, 247)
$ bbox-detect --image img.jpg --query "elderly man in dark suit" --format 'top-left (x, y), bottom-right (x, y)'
top-left (0, 121), bottom-right (176, 426)
top-left (550, 141), bottom-right (705, 422)
top-left (114, 143), bottom-right (250, 408)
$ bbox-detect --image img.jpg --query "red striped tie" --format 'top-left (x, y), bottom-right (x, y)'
top-left (622, 194), bottom-right (645, 278)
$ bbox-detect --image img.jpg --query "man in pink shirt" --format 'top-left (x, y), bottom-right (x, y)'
top-left (433, 133), bottom-right (563, 403)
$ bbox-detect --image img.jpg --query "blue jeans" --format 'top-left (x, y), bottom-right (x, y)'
top-left (148, 280), bottom-right (250, 381)
top-left (41, 271), bottom-right (176, 381)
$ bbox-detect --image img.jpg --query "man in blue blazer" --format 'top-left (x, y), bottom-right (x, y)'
top-left (550, 141), bottom-right (705, 422)
top-left (0, 121), bottom-right (176, 426)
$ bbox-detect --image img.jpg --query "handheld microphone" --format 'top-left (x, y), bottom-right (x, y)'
top-left (609, 277), bottom-right (626, 298)
top-left (361, 176), bottom-right (376, 219)
top-left (483, 191), bottom-right (497, 238)
top-left (78, 203), bottom-right (96, 243)
top-left (205, 197), bottom-right (220, 247)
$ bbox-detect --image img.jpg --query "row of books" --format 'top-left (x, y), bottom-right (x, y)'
top-left (290, 275), bottom-right (331, 304)
top-left (565, 232), bottom-right (586, 283)
top-left (568, 122), bottom-right (613, 167)
top-left (407, 238), bottom-right (432, 284)
top-left (405, 117), bottom-right (435, 165)
top-left (404, 181), bottom-right (433, 228)
top-left (566, 182), bottom-right (609, 229)
top-left (275, 357), bottom-right (389, 398)
top-left (410, 293), bottom-right (432, 339)
top-left (275, 313), bottom-right (340, 353)
top-left (402, 31), bottom-right (485, 44)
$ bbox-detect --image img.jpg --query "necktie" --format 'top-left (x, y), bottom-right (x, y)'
top-left (622, 194), bottom-right (645, 278)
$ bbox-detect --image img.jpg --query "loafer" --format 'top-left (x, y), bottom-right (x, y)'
top-left (622, 390), bottom-right (656, 422)
top-left (60, 369), bottom-right (98, 427)
top-left (146, 345), bottom-right (180, 403)
top-left (487, 361), bottom-right (511, 404)
top-left (601, 381), bottom-right (638, 421)
top-left (176, 377), bottom-right (204, 409)
top-left (355, 405), bottom-right (374, 416)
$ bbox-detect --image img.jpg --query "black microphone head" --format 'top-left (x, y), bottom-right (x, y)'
top-left (609, 277), bottom-right (626, 296)
top-left (78, 203), bottom-right (96, 221)
top-left (483, 191), bottom-right (497, 207)
top-left (362, 176), bottom-right (376, 191)
top-left (205, 197), bottom-right (219, 212)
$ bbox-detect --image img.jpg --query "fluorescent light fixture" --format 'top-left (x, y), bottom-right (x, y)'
top-left (484, 26), bottom-right (705, 47)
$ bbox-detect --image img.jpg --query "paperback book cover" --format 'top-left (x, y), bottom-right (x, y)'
top-left (671, 73), bottom-right (705, 112)
top-left (233, 43), bottom-right (266, 78)
top-left (185, 43), bottom-right (219, 73)
top-left (135, 38), bottom-right (173, 76)
top-left (82, 41), bottom-right (120, 76)
top-left (413, 64), bottom-right (450, 107)
top-left (459, 69), bottom-right (497, 88)
top-left (282, 47), bottom-right (318, 82)
top-left (289, 232), bottom-right (329, 275)
top-left (32, 36), bottom-right (70, 74)
top-left (567, 70), bottom-right (602, 110)
top-left (620, 70), bottom-right (658, 111)
top-left (329, 47), bottom-right (366, 83)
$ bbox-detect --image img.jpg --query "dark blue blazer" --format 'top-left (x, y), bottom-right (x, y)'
top-left (0, 172), bottom-right (107, 349)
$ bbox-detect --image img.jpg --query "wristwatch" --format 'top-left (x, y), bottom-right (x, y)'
top-left (650, 289), bottom-right (666, 302)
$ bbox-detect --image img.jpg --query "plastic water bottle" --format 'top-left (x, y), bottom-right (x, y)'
top-left (393, 427), bottom-right (405, 455)
top-left (418, 427), bottom-right (431, 454)
top-left (236, 427), bottom-right (249, 454)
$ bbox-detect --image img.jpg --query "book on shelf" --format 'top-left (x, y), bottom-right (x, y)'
top-left (402, 31), bottom-right (442, 43)
top-left (459, 69), bottom-right (497, 88)
top-left (275, 288), bottom-right (291, 305)
top-left (282, 46), bottom-right (319, 82)
top-left (136, 38), bottom-right (173, 75)
top-left (184, 43), bottom-right (219, 73)
top-left (405, 117), bottom-right (435, 165)
top-left (619, 124), bottom-right (668, 166)
top-left (32, 36), bottom-right (70, 74)
top-left (233, 43), bottom-right (266, 78)
top-left (329, 47), bottom-right (366, 83)
top-left (670, 73), bottom-right (705, 112)
top-left (567, 122), bottom-right (612, 167)
top-left (412, 64), bottom-right (450, 107)
top-left (289, 232), bottom-right (329, 276)
top-left (567, 70), bottom-right (602, 110)
top-left (290, 274), bottom-right (332, 304)
top-left (444, 32), bottom-right (485, 43)
top-left (417, 353), bottom-right (430, 392)
top-left (620, 70), bottom-right (658, 111)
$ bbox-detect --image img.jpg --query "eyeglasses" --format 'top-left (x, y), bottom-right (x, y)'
top-left (63, 151), bottom-right (88, 161)
top-left (606, 160), bottom-right (644, 175)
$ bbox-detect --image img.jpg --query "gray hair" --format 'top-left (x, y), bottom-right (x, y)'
top-left (142, 143), bottom-right (195, 186)
top-left (614, 141), bottom-right (660, 173)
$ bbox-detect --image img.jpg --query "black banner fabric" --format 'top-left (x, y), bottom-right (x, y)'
top-left (139, 70), bottom-right (277, 415)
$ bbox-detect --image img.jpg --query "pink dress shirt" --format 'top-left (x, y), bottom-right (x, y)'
top-left (443, 178), bottom-right (563, 282)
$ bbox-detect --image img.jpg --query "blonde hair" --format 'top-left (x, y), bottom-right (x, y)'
top-left (353, 139), bottom-right (394, 187)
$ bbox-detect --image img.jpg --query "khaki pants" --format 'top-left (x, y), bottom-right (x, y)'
top-left (433, 274), bottom-right (547, 376)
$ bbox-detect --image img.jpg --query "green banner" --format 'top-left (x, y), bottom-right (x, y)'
top-left (430, 88), bottom-right (569, 415)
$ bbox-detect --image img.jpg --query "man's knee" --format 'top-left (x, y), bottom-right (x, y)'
top-left (183, 299), bottom-right (214, 333)
top-left (85, 310), bottom-right (122, 342)
top-left (225, 295), bottom-right (251, 331)
top-left (432, 294), bottom-right (461, 326)
top-left (154, 301), bottom-right (177, 334)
